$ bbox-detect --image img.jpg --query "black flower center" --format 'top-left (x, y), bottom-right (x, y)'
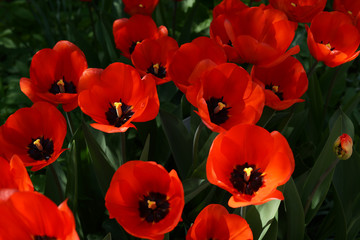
top-left (105, 100), bottom-right (134, 127)
top-left (265, 83), bottom-right (284, 100)
top-left (27, 136), bottom-right (54, 161)
top-left (34, 236), bottom-right (57, 240)
top-left (227, 40), bottom-right (233, 47)
top-left (320, 40), bottom-right (335, 51)
top-left (49, 77), bottom-right (77, 94)
top-left (206, 97), bottom-right (231, 125)
top-left (129, 41), bottom-right (141, 54)
top-left (230, 162), bottom-right (264, 196)
top-left (147, 63), bottom-right (167, 79)
top-left (139, 192), bottom-right (170, 223)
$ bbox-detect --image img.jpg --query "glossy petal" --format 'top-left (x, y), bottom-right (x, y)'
top-left (122, 0), bottom-right (159, 16)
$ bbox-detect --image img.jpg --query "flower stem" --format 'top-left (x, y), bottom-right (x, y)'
top-left (64, 111), bottom-right (74, 137)
top-left (304, 158), bottom-right (340, 215)
top-left (240, 206), bottom-right (247, 218)
top-left (323, 66), bottom-right (341, 119)
top-left (49, 164), bottom-right (64, 201)
top-left (121, 132), bottom-right (127, 165)
top-left (192, 122), bottom-right (205, 172)
top-left (172, 0), bottom-right (178, 37)
top-left (307, 60), bottom-right (318, 78)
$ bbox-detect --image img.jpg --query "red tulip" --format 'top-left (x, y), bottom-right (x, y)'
top-left (122, 0), bottom-right (159, 16)
top-left (0, 191), bottom-right (79, 240)
top-left (193, 63), bottom-right (265, 132)
top-left (131, 36), bottom-right (179, 84)
top-left (105, 161), bottom-right (184, 240)
top-left (333, 0), bottom-right (360, 22)
top-left (207, 124), bottom-right (295, 207)
top-left (251, 56), bottom-right (308, 110)
top-left (0, 102), bottom-right (67, 171)
top-left (0, 155), bottom-right (33, 195)
top-left (269, 0), bottom-right (327, 23)
top-left (186, 204), bottom-right (253, 240)
top-left (213, 0), bottom-right (248, 19)
top-left (226, 6), bottom-right (299, 67)
top-left (113, 14), bottom-right (168, 59)
top-left (78, 63), bottom-right (159, 133)
top-left (20, 41), bottom-right (88, 112)
top-left (306, 11), bottom-right (360, 67)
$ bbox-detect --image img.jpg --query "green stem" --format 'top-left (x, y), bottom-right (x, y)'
top-left (121, 132), bottom-right (127, 165)
top-left (172, 0), bottom-right (178, 37)
top-left (307, 60), bottom-right (318, 78)
top-left (304, 158), bottom-right (340, 215)
top-left (87, 2), bottom-right (98, 42)
top-left (64, 111), bottom-right (74, 137)
top-left (49, 164), bottom-right (64, 201)
top-left (192, 122), bottom-right (204, 172)
top-left (323, 67), bottom-right (341, 119)
top-left (240, 206), bottom-right (247, 219)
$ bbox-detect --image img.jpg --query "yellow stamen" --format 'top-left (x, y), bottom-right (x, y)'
top-left (214, 102), bottom-right (226, 114)
top-left (243, 167), bottom-right (253, 182)
top-left (348, 10), bottom-right (353, 15)
top-left (290, 2), bottom-right (296, 7)
top-left (57, 79), bottom-right (65, 93)
top-left (33, 139), bottom-right (43, 151)
top-left (272, 85), bottom-right (279, 93)
top-left (147, 200), bottom-right (157, 210)
top-left (113, 102), bottom-right (123, 117)
top-left (325, 43), bottom-right (332, 49)
top-left (153, 63), bottom-right (160, 75)
top-left (139, 4), bottom-right (144, 8)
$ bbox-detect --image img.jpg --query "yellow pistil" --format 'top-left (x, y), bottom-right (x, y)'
top-left (113, 102), bottom-right (123, 117)
top-left (348, 10), bottom-right (353, 15)
top-left (214, 102), bottom-right (226, 114)
top-left (153, 63), bottom-right (160, 75)
top-left (325, 43), bottom-right (332, 49)
top-left (147, 200), bottom-right (157, 210)
top-left (290, 2), bottom-right (296, 7)
top-left (139, 3), bottom-right (144, 8)
top-left (272, 85), bottom-right (279, 93)
top-left (57, 79), bottom-right (65, 93)
top-left (243, 167), bottom-right (253, 182)
top-left (33, 139), bottom-right (43, 151)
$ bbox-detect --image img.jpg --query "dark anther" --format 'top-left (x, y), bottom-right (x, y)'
top-left (105, 100), bottom-right (134, 127)
top-left (147, 63), bottom-right (167, 79)
top-left (27, 136), bottom-right (54, 161)
top-left (227, 40), bottom-right (233, 47)
top-left (230, 162), bottom-right (264, 196)
top-left (139, 192), bottom-right (170, 223)
top-left (206, 96), bottom-right (231, 125)
top-left (265, 83), bottom-right (284, 100)
top-left (49, 77), bottom-right (77, 94)
top-left (129, 41), bottom-right (141, 54)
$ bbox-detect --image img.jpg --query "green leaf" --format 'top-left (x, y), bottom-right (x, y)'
top-left (139, 134), bottom-right (151, 161)
top-left (82, 122), bottom-right (115, 197)
top-left (301, 109), bottom-right (354, 223)
top-left (102, 233), bottom-right (111, 240)
top-left (283, 177), bottom-right (305, 240)
top-left (45, 162), bottom-right (66, 205)
top-left (183, 178), bottom-right (210, 203)
top-left (159, 109), bottom-right (193, 179)
top-left (246, 200), bottom-right (281, 240)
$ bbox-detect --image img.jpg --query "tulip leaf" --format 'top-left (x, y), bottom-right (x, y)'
top-left (183, 178), bottom-right (210, 203)
top-left (283, 177), bottom-right (305, 240)
top-left (301, 109), bottom-right (354, 223)
top-left (139, 134), bottom-right (150, 162)
top-left (82, 122), bottom-right (115, 197)
top-left (102, 233), bottom-right (111, 240)
top-left (246, 200), bottom-right (281, 240)
top-left (45, 162), bottom-right (67, 205)
top-left (159, 109), bottom-right (193, 179)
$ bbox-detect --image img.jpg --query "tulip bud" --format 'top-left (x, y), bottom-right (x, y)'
top-left (333, 134), bottom-right (353, 160)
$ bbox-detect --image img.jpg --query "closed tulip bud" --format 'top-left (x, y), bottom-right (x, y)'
top-left (333, 134), bottom-right (353, 160)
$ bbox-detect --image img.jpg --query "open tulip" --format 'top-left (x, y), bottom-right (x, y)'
top-left (105, 161), bottom-right (184, 240)
top-left (20, 40), bottom-right (88, 112)
top-left (113, 14), bottom-right (168, 59)
top-left (122, 0), bottom-right (159, 16)
top-left (193, 63), bottom-right (264, 132)
top-left (226, 6), bottom-right (299, 67)
top-left (0, 191), bottom-right (79, 240)
top-left (333, 0), bottom-right (360, 23)
top-left (78, 62), bottom-right (159, 133)
top-left (0, 102), bottom-right (67, 171)
top-left (207, 124), bottom-right (295, 207)
top-left (131, 36), bottom-right (179, 84)
top-left (186, 204), bottom-right (253, 240)
top-left (269, 0), bottom-right (327, 23)
top-left (306, 11), bottom-right (360, 67)
top-left (212, 0), bottom-right (248, 19)
top-left (251, 56), bottom-right (308, 110)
